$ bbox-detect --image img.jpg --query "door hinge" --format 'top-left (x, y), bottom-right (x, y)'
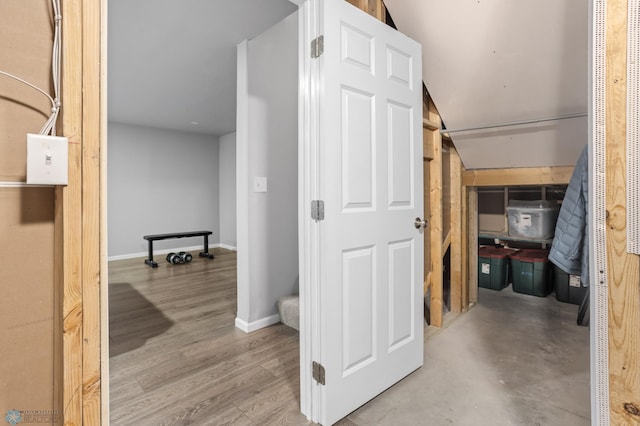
top-left (311, 35), bottom-right (324, 58)
top-left (311, 200), bottom-right (325, 221)
top-left (312, 361), bottom-right (326, 385)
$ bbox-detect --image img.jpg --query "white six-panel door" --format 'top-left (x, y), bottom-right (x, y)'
top-left (300, 0), bottom-right (424, 424)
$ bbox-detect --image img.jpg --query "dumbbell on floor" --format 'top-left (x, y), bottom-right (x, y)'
top-left (166, 252), bottom-right (193, 264)
top-left (178, 251), bottom-right (193, 263)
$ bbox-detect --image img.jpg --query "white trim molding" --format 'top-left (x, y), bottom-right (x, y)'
top-left (234, 314), bottom-right (281, 333)
top-left (107, 244), bottom-right (234, 262)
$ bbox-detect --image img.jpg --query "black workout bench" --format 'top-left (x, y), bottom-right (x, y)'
top-left (143, 231), bottom-right (214, 268)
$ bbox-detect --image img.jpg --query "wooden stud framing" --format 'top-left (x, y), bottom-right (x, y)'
top-left (423, 122), bottom-right (435, 160)
top-left (59, 0), bottom-right (104, 424)
top-left (605, 0), bottom-right (640, 422)
top-left (449, 146), bottom-right (463, 313)
top-left (460, 184), bottom-right (469, 311)
top-left (82, 0), bottom-right (103, 422)
top-left (462, 166), bottom-right (574, 187)
top-left (423, 118), bottom-right (440, 131)
top-left (60, 0), bottom-right (84, 422)
top-left (423, 271), bottom-right (432, 297)
top-left (467, 187), bottom-right (478, 305)
top-left (427, 105), bottom-right (443, 327)
top-left (368, 0), bottom-right (386, 22)
top-left (346, 0), bottom-right (386, 21)
top-left (441, 230), bottom-right (451, 254)
top-left (423, 155), bottom-right (431, 297)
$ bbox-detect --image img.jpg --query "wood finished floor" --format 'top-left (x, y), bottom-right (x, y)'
top-left (109, 249), bottom-right (312, 426)
top-left (109, 248), bottom-right (589, 425)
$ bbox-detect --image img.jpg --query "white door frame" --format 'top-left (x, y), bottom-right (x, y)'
top-left (296, 0), bottom-right (321, 419)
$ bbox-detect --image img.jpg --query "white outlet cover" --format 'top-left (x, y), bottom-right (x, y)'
top-left (26, 133), bottom-right (68, 185)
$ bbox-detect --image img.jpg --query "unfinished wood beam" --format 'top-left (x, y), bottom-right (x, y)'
top-left (462, 166), bottom-right (574, 187)
top-left (368, 0), bottom-right (386, 22)
top-left (423, 96), bottom-right (444, 327)
top-left (59, 0), bottom-right (104, 424)
top-left (423, 118), bottom-right (440, 130)
top-left (345, 0), bottom-right (386, 20)
top-left (441, 230), bottom-right (451, 255)
top-left (605, 0), bottom-right (640, 422)
top-left (468, 187), bottom-right (478, 305)
top-left (60, 0), bottom-right (84, 423)
top-left (82, 0), bottom-right (103, 423)
top-left (345, 0), bottom-right (362, 9)
top-left (423, 271), bottom-right (432, 297)
top-left (423, 156), bottom-right (431, 298)
top-left (449, 146), bottom-right (463, 313)
top-left (461, 184), bottom-right (469, 311)
top-left (428, 119), bottom-right (443, 327)
top-left (423, 127), bottom-right (435, 161)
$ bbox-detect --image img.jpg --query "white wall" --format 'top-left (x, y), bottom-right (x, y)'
top-left (236, 11), bottom-right (298, 331)
top-left (108, 122), bottom-right (220, 258)
top-left (219, 132), bottom-right (237, 248)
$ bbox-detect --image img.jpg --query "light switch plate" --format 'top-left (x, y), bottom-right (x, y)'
top-left (253, 176), bottom-right (267, 192)
top-left (26, 133), bottom-right (68, 185)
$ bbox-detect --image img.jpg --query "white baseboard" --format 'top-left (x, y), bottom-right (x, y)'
top-left (235, 314), bottom-right (281, 333)
top-left (108, 243), bottom-right (235, 262)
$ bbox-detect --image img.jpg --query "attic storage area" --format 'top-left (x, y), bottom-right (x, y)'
top-left (386, 0), bottom-right (589, 318)
top-left (388, 0), bottom-right (594, 420)
top-left (378, 1), bottom-right (594, 421)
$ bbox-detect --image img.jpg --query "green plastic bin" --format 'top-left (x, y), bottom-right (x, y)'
top-left (553, 265), bottom-right (587, 305)
top-left (478, 247), bottom-right (513, 291)
top-left (510, 249), bottom-right (551, 297)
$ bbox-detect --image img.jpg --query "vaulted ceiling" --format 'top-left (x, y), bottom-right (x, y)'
top-left (384, 0), bottom-right (588, 169)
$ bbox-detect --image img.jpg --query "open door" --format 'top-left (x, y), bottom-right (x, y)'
top-left (299, 0), bottom-right (424, 424)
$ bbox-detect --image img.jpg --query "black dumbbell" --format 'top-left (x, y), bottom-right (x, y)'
top-left (178, 251), bottom-right (193, 263)
top-left (166, 252), bottom-right (182, 264)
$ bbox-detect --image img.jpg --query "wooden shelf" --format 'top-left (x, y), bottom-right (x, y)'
top-left (478, 230), bottom-right (553, 245)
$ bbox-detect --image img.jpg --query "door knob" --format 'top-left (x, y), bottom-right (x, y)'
top-left (414, 217), bottom-right (428, 230)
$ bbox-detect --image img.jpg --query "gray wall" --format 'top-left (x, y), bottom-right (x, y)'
top-left (236, 11), bottom-right (298, 327)
top-left (108, 122), bottom-right (220, 257)
top-left (219, 132), bottom-right (237, 248)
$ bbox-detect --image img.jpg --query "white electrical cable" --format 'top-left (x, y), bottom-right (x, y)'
top-left (0, 71), bottom-right (55, 108)
top-left (41, 0), bottom-right (62, 136)
top-left (0, 0), bottom-right (62, 136)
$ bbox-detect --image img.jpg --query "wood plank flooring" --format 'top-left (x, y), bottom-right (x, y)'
top-left (109, 248), bottom-right (590, 425)
top-left (109, 249), bottom-right (311, 425)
